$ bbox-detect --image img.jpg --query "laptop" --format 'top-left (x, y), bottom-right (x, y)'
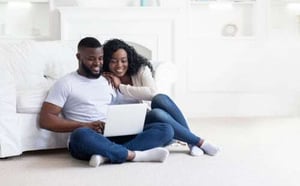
top-left (103, 103), bottom-right (148, 137)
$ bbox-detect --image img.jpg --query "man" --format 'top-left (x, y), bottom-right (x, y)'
top-left (39, 37), bottom-right (174, 167)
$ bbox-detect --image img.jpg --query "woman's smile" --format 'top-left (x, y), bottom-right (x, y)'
top-left (109, 49), bottom-right (129, 77)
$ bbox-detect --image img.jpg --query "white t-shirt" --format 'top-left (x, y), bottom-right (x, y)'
top-left (45, 71), bottom-right (116, 123)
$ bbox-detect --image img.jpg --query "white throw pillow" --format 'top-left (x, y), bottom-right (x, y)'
top-left (35, 40), bottom-right (78, 80)
top-left (4, 41), bottom-right (48, 91)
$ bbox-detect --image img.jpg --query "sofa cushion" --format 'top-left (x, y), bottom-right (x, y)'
top-left (16, 88), bottom-right (49, 114)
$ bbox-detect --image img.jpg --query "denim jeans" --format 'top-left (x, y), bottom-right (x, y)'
top-left (145, 94), bottom-right (201, 146)
top-left (68, 122), bottom-right (174, 163)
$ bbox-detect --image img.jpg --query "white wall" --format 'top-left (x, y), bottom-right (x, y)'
top-left (175, 38), bottom-right (300, 117)
top-left (0, 2), bottom-right (49, 39)
top-left (174, 0), bottom-right (300, 117)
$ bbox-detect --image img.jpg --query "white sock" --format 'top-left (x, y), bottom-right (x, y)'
top-left (89, 154), bottom-right (107, 167)
top-left (200, 141), bottom-right (220, 156)
top-left (189, 145), bottom-right (204, 156)
top-left (132, 147), bottom-right (169, 162)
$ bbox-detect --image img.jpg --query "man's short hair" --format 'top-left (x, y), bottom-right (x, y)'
top-left (77, 37), bottom-right (102, 50)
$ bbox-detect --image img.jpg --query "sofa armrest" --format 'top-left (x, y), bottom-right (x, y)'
top-left (0, 63), bottom-right (21, 157)
top-left (0, 63), bottom-right (16, 113)
top-left (152, 61), bottom-right (177, 96)
top-left (0, 114), bottom-right (21, 158)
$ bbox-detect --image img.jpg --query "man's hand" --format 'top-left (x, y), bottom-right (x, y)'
top-left (85, 120), bottom-right (106, 134)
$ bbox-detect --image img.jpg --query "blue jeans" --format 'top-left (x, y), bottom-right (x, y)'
top-left (145, 94), bottom-right (201, 146)
top-left (68, 122), bottom-right (174, 163)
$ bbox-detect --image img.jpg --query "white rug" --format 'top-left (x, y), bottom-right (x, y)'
top-left (1, 117), bottom-right (299, 186)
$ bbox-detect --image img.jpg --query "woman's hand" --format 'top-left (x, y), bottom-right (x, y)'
top-left (85, 120), bottom-right (106, 134)
top-left (103, 72), bottom-right (121, 89)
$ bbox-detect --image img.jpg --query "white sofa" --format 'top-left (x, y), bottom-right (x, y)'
top-left (0, 40), bottom-right (174, 158)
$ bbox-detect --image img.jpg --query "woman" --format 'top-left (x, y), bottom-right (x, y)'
top-left (102, 38), bottom-right (219, 156)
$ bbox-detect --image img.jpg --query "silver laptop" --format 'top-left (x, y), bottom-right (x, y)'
top-left (103, 103), bottom-right (148, 137)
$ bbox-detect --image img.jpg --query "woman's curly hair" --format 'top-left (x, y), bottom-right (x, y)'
top-left (103, 39), bottom-right (154, 76)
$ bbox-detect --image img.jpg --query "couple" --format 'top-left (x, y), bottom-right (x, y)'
top-left (39, 37), bottom-right (219, 167)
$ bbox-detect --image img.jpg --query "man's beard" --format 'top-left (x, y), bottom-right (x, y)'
top-left (81, 62), bottom-right (102, 78)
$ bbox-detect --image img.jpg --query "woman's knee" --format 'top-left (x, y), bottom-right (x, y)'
top-left (147, 108), bottom-right (158, 116)
top-left (152, 93), bottom-right (169, 104)
top-left (151, 94), bottom-right (176, 112)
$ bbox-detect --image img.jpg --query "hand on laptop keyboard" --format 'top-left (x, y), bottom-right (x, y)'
top-left (85, 120), bottom-right (106, 134)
